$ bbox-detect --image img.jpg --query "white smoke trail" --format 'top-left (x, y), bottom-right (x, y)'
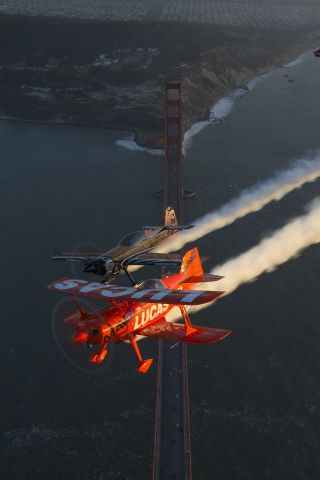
top-left (211, 199), bottom-right (320, 295)
top-left (158, 156), bottom-right (320, 253)
top-left (166, 198), bottom-right (320, 322)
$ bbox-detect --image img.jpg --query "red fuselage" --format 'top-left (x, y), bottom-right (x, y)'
top-left (67, 270), bottom-right (186, 347)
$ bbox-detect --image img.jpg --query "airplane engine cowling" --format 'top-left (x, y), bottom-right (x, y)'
top-left (72, 324), bottom-right (111, 346)
top-left (84, 256), bottom-right (115, 276)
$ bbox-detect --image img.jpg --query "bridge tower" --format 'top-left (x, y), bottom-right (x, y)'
top-left (163, 82), bottom-right (184, 219)
top-left (153, 82), bottom-right (192, 480)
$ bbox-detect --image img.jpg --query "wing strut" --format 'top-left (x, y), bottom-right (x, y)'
top-left (179, 305), bottom-right (197, 336)
top-left (123, 267), bottom-right (137, 286)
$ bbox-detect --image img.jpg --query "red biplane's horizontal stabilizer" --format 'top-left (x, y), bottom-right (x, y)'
top-left (48, 278), bottom-right (224, 306)
top-left (138, 320), bottom-right (231, 344)
top-left (182, 274), bottom-right (224, 283)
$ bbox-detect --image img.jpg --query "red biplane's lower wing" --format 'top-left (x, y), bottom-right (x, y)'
top-left (138, 320), bottom-right (231, 344)
top-left (48, 278), bottom-right (224, 306)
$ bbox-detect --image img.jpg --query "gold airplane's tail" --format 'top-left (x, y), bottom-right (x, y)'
top-left (164, 206), bottom-right (179, 228)
top-left (141, 206), bottom-right (193, 232)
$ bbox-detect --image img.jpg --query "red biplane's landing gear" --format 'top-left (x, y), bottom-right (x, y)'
top-left (90, 345), bottom-right (108, 364)
top-left (90, 336), bottom-right (110, 364)
top-left (130, 336), bottom-right (153, 374)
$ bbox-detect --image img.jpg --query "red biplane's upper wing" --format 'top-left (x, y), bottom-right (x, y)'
top-left (48, 278), bottom-right (224, 306)
top-left (138, 319), bottom-right (231, 344)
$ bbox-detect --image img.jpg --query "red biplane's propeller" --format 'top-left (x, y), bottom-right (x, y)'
top-left (51, 296), bottom-right (114, 375)
top-left (69, 241), bottom-right (105, 280)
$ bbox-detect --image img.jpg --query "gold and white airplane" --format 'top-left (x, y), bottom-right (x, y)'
top-left (52, 206), bottom-right (193, 284)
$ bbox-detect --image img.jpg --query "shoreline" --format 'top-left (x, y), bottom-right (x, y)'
top-left (181, 50), bottom-right (308, 152)
top-left (0, 13), bottom-right (316, 152)
top-left (0, 47), bottom-right (308, 156)
top-left (109, 47), bottom-right (312, 152)
top-left (0, 47), bottom-right (310, 156)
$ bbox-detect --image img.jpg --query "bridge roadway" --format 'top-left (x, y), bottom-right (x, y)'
top-left (153, 341), bottom-right (191, 479)
top-left (153, 82), bottom-right (192, 480)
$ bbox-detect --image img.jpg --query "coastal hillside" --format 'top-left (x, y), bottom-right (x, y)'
top-left (0, 15), bottom-right (319, 146)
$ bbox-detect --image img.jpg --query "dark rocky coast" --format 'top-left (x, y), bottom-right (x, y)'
top-left (0, 15), bottom-right (319, 146)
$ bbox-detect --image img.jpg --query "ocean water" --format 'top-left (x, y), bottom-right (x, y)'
top-left (1, 50), bottom-right (320, 479)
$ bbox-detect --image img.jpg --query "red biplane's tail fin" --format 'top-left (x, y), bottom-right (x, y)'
top-left (180, 247), bottom-right (203, 278)
top-left (180, 248), bottom-right (224, 285)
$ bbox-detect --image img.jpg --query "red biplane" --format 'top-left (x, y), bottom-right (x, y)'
top-left (48, 248), bottom-right (231, 373)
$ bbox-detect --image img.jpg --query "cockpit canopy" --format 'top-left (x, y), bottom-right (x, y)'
top-left (118, 230), bottom-right (148, 247)
top-left (138, 278), bottom-right (166, 289)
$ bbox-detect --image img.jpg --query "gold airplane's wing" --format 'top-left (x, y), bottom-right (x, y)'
top-left (121, 252), bottom-right (182, 267)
